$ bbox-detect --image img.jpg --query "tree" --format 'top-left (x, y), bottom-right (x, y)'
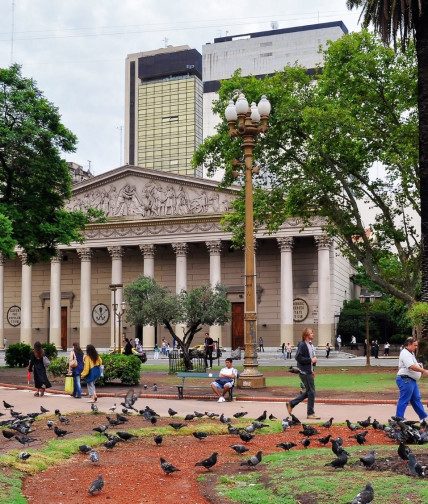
top-left (194, 31), bottom-right (419, 304)
top-left (124, 276), bottom-right (231, 370)
top-left (0, 64), bottom-right (101, 263)
top-left (346, 1), bottom-right (428, 341)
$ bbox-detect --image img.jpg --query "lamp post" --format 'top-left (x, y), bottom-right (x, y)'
top-left (109, 283), bottom-right (123, 352)
top-left (117, 301), bottom-right (127, 351)
top-left (224, 93), bottom-right (271, 389)
top-left (360, 290), bottom-right (382, 366)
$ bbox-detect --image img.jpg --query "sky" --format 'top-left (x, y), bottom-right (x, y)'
top-left (0, 0), bottom-right (364, 177)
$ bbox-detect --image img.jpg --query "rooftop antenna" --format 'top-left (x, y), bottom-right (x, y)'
top-left (10, 0), bottom-right (15, 64)
top-left (270, 21), bottom-right (278, 30)
top-left (87, 160), bottom-right (92, 174)
top-left (162, 37), bottom-right (168, 48)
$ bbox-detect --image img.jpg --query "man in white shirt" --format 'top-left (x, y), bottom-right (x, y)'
top-left (211, 358), bottom-right (238, 403)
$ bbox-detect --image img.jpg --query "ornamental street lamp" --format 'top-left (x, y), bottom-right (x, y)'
top-left (109, 283), bottom-right (123, 353)
top-left (360, 290), bottom-right (382, 366)
top-left (224, 93), bottom-right (271, 389)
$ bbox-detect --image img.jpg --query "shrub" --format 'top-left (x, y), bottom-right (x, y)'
top-left (97, 353), bottom-right (141, 386)
top-left (390, 334), bottom-right (407, 345)
top-left (5, 343), bottom-right (32, 367)
top-left (41, 342), bottom-right (58, 361)
top-left (48, 356), bottom-right (68, 377)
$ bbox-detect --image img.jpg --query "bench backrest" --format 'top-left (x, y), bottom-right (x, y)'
top-left (177, 372), bottom-right (219, 378)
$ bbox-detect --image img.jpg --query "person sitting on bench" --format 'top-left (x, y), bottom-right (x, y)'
top-left (211, 358), bottom-right (238, 403)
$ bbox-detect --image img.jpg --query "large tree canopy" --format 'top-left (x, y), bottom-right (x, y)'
top-left (0, 64), bottom-right (100, 263)
top-left (124, 276), bottom-right (231, 370)
top-left (194, 30), bottom-right (419, 305)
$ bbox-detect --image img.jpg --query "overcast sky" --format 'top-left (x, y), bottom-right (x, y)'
top-left (0, 1), bottom-right (363, 176)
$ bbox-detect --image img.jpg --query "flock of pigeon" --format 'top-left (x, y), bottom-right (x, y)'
top-left (1, 394), bottom-right (427, 502)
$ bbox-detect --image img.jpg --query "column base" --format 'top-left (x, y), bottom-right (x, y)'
top-left (237, 375), bottom-right (266, 389)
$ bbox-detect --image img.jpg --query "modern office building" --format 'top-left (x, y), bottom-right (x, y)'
top-left (125, 45), bottom-right (203, 177)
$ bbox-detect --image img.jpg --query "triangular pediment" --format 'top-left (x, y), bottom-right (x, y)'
top-left (66, 165), bottom-right (238, 220)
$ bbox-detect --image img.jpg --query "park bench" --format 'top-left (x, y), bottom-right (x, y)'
top-left (175, 371), bottom-right (235, 400)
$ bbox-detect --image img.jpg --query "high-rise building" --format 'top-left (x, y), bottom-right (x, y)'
top-left (124, 45), bottom-right (203, 177)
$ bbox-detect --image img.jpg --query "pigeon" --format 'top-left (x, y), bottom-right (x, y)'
top-left (93, 425), bottom-right (109, 435)
top-left (122, 388), bottom-right (139, 410)
top-left (282, 418), bottom-right (290, 431)
top-left (220, 413), bottom-right (231, 424)
top-left (195, 452), bottom-right (218, 470)
top-left (325, 452), bottom-right (348, 469)
top-left (346, 419), bottom-right (361, 431)
top-left (57, 414), bottom-right (70, 425)
top-left (230, 444), bottom-right (249, 454)
top-left (194, 411), bottom-right (204, 418)
top-left (160, 457), bottom-right (180, 475)
top-left (347, 482), bottom-right (374, 504)
top-left (2, 430), bottom-right (15, 440)
top-left (301, 438), bottom-right (311, 448)
top-left (116, 413), bottom-right (129, 423)
top-left (360, 450), bottom-right (375, 468)
top-left (350, 431), bottom-right (368, 445)
top-left (256, 411), bottom-right (267, 422)
top-left (18, 451), bottom-right (31, 461)
top-left (40, 405), bottom-right (49, 414)
top-left (227, 424), bottom-right (240, 435)
top-left (321, 417), bottom-right (334, 429)
top-left (103, 439), bottom-right (119, 449)
top-left (46, 421), bottom-right (55, 430)
top-left (3, 400), bottom-right (13, 409)
top-left (316, 434), bottom-right (332, 446)
top-left (408, 453), bottom-right (426, 477)
top-left (79, 444), bottom-right (93, 454)
top-left (91, 403), bottom-right (99, 413)
top-left (14, 435), bottom-right (37, 446)
top-left (154, 434), bottom-right (163, 446)
top-left (269, 413), bottom-right (277, 420)
top-left (276, 441), bottom-right (297, 451)
top-left (106, 416), bottom-right (121, 426)
top-left (239, 432), bottom-right (255, 443)
top-left (104, 433), bottom-right (122, 443)
top-left (193, 432), bottom-right (209, 441)
top-left (116, 431), bottom-right (138, 441)
top-left (243, 424), bottom-right (256, 433)
top-left (397, 442), bottom-right (411, 461)
top-left (89, 450), bottom-right (100, 463)
top-left (168, 408), bottom-right (178, 417)
top-left (108, 403), bottom-right (117, 412)
top-left (122, 408), bottom-right (129, 415)
top-left (357, 416), bottom-right (371, 428)
top-left (169, 422), bottom-right (187, 430)
top-left (184, 414), bottom-right (195, 421)
top-left (233, 411), bottom-right (248, 419)
top-left (290, 413), bottom-right (301, 425)
top-left (205, 411), bottom-right (219, 418)
top-left (152, 384), bottom-right (157, 391)
top-left (299, 425), bottom-right (319, 436)
top-left (150, 416), bottom-right (157, 425)
top-left (54, 426), bottom-right (72, 438)
top-left (88, 474), bottom-right (104, 495)
top-left (143, 384), bottom-right (148, 390)
top-left (240, 451), bottom-right (262, 468)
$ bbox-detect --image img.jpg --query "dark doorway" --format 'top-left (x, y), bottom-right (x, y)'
top-left (232, 302), bottom-right (244, 349)
top-left (61, 307), bottom-right (67, 350)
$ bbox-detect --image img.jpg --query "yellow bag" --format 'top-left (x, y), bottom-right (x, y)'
top-left (64, 375), bottom-right (74, 394)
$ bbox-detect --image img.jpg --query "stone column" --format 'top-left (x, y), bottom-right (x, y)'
top-left (206, 240), bottom-right (222, 345)
top-left (18, 251), bottom-right (32, 344)
top-left (108, 246), bottom-right (124, 349)
top-left (0, 254), bottom-right (4, 349)
top-left (315, 235), bottom-right (332, 347)
top-left (139, 244), bottom-right (156, 349)
top-left (172, 243), bottom-right (188, 337)
top-left (277, 237), bottom-right (294, 345)
top-left (77, 248), bottom-right (93, 349)
top-left (49, 253), bottom-right (62, 349)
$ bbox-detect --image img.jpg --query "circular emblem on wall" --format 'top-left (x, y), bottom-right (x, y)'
top-left (7, 305), bottom-right (21, 327)
top-left (92, 303), bottom-right (110, 325)
top-left (293, 298), bottom-right (309, 322)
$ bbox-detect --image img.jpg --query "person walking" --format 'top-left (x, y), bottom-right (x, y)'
top-left (68, 342), bottom-right (84, 399)
top-left (204, 332), bottom-right (214, 369)
top-left (384, 341), bottom-right (390, 356)
top-left (123, 337), bottom-right (133, 355)
top-left (395, 337), bottom-right (428, 421)
top-left (153, 344), bottom-right (159, 359)
top-left (286, 342), bottom-right (292, 359)
top-left (281, 342), bottom-right (286, 359)
top-left (28, 341), bottom-right (51, 397)
top-left (258, 336), bottom-right (264, 352)
top-left (81, 344), bottom-right (102, 403)
top-left (285, 328), bottom-right (319, 419)
top-left (325, 342), bottom-right (331, 358)
top-left (336, 335), bottom-right (342, 352)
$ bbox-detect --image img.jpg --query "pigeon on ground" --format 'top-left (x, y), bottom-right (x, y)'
top-left (88, 474), bottom-right (104, 495)
top-left (184, 414), bottom-right (195, 421)
top-left (93, 425), bottom-right (108, 435)
top-left (290, 413), bottom-right (301, 425)
top-left (2, 430), bottom-right (15, 440)
top-left (102, 439), bottom-right (119, 449)
top-left (14, 435), bottom-right (37, 446)
top-left (160, 457), bottom-right (180, 475)
top-left (91, 403), bottom-right (99, 413)
top-left (256, 411), bottom-right (267, 422)
top-left (89, 450), bottom-right (100, 463)
top-left (301, 438), bottom-right (311, 448)
top-left (316, 434), bottom-right (332, 446)
top-left (325, 452), bottom-right (348, 469)
top-left (350, 431), bottom-right (368, 445)
top-left (220, 413), bottom-right (231, 424)
top-left (116, 431), bottom-right (138, 441)
top-left (104, 433), bottom-right (122, 443)
top-left (194, 411), bottom-right (204, 418)
top-left (154, 434), bottom-right (163, 446)
top-left (152, 384), bottom-right (157, 391)
top-left (54, 426), bottom-right (72, 438)
top-left (408, 453), bottom-right (426, 477)
top-left (195, 452), bottom-right (218, 470)
top-left (346, 419), bottom-right (361, 431)
top-left (46, 421), bottom-right (55, 430)
top-left (230, 444), bottom-right (249, 454)
top-left (347, 482), bottom-right (374, 504)
top-left (357, 416), bottom-right (371, 428)
top-left (321, 417), bottom-right (334, 429)
top-left (193, 432), bottom-right (209, 441)
top-left (239, 432), bottom-right (255, 443)
top-left (79, 444), bottom-right (93, 454)
top-left (205, 411), bottom-right (219, 418)
top-left (240, 451), bottom-right (262, 468)
top-left (18, 451), bottom-right (31, 461)
top-left (169, 422), bottom-right (187, 430)
top-left (276, 441), bottom-right (297, 451)
top-left (227, 424), bottom-right (240, 435)
top-left (57, 414), bottom-right (70, 425)
top-left (40, 405), bottom-right (49, 414)
top-left (108, 403), bottom-right (117, 412)
top-left (282, 418), bottom-right (290, 431)
top-left (3, 401), bottom-right (13, 409)
top-left (233, 411), bottom-right (248, 419)
top-left (106, 416), bottom-right (121, 427)
top-left (397, 442), bottom-right (411, 461)
top-left (299, 425), bottom-right (319, 436)
top-left (372, 419), bottom-right (385, 430)
top-left (168, 408), bottom-right (177, 417)
top-left (116, 413), bottom-right (129, 423)
top-left (269, 413), bottom-right (277, 420)
top-left (150, 416), bottom-right (157, 425)
top-left (360, 450), bottom-right (375, 468)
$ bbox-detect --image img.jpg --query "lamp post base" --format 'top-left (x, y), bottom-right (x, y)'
top-left (237, 374), bottom-right (266, 389)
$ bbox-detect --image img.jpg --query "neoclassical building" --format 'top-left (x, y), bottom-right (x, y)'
top-left (0, 165), bottom-right (356, 351)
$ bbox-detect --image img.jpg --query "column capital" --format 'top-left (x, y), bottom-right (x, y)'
top-left (314, 235), bottom-right (332, 250)
top-left (139, 244), bottom-right (156, 258)
top-left (205, 240), bottom-right (222, 256)
top-left (172, 243), bottom-right (188, 257)
top-left (0, 253), bottom-right (5, 265)
top-left (17, 250), bottom-right (28, 264)
top-left (277, 237), bottom-right (294, 252)
top-left (50, 251), bottom-right (63, 263)
top-left (77, 247), bottom-right (93, 261)
top-left (107, 246), bottom-right (124, 259)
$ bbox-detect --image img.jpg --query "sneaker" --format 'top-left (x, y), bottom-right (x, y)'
top-left (218, 396), bottom-right (226, 403)
top-left (307, 414), bottom-right (320, 419)
top-left (286, 402), bottom-right (293, 415)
